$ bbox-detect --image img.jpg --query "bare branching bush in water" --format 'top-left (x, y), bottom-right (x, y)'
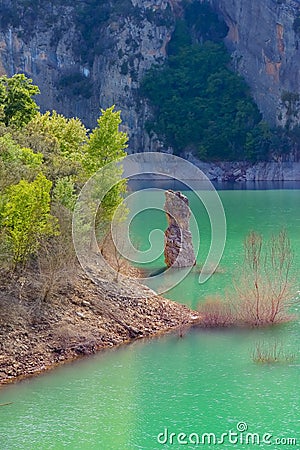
top-left (251, 341), bottom-right (296, 363)
top-left (232, 230), bottom-right (295, 326)
top-left (198, 296), bottom-right (235, 327)
top-left (198, 230), bottom-right (296, 328)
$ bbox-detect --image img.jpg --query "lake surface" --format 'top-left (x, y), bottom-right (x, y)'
top-left (0, 188), bottom-right (299, 449)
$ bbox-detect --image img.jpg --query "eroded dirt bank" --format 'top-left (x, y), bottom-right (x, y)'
top-left (0, 270), bottom-right (199, 385)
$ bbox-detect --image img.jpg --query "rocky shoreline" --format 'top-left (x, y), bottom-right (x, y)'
top-left (129, 152), bottom-right (300, 183)
top-left (184, 152), bottom-right (300, 182)
top-left (0, 270), bottom-right (200, 386)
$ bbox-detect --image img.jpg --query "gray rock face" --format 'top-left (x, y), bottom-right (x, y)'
top-left (0, 0), bottom-right (174, 151)
top-left (210, 0), bottom-right (300, 127)
top-left (164, 190), bottom-right (196, 268)
top-left (184, 152), bottom-right (300, 181)
top-left (0, 0), bottom-right (300, 152)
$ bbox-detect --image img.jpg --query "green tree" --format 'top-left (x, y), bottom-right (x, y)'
top-left (0, 133), bottom-right (43, 191)
top-left (27, 111), bottom-right (87, 160)
top-left (82, 106), bottom-right (128, 241)
top-left (21, 111), bottom-right (87, 181)
top-left (53, 176), bottom-right (77, 211)
top-left (0, 133), bottom-right (43, 168)
top-left (83, 105), bottom-right (128, 176)
top-left (1, 173), bottom-right (58, 266)
top-left (0, 74), bottom-right (40, 127)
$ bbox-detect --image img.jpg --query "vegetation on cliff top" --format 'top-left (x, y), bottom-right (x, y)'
top-left (0, 0), bottom-right (299, 160)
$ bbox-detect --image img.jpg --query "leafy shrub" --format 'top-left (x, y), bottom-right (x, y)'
top-left (1, 173), bottom-right (58, 266)
top-left (0, 74), bottom-right (40, 127)
top-left (0, 134), bottom-right (43, 168)
top-left (53, 177), bottom-right (77, 211)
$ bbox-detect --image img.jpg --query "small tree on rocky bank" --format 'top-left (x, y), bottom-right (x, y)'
top-left (82, 106), bottom-right (128, 246)
top-left (1, 173), bottom-right (58, 267)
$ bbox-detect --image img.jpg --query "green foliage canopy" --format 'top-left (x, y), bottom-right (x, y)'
top-left (0, 74), bottom-right (40, 127)
top-left (83, 105), bottom-right (128, 176)
top-left (0, 133), bottom-right (43, 191)
top-left (1, 173), bottom-right (57, 265)
top-left (0, 76), bottom-right (129, 266)
top-left (82, 106), bottom-right (128, 235)
top-left (24, 111), bottom-right (88, 182)
top-left (141, 42), bottom-right (264, 160)
top-left (52, 177), bottom-right (77, 211)
top-left (0, 133), bottom-right (43, 168)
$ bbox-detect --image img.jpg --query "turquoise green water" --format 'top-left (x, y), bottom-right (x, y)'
top-left (131, 189), bottom-right (300, 306)
top-left (0, 189), bottom-right (299, 449)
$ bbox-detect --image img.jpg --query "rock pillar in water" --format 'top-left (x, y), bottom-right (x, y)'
top-left (164, 190), bottom-right (196, 268)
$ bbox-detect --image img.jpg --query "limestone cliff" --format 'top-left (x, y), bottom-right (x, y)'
top-left (0, 0), bottom-right (300, 151)
top-left (210, 0), bottom-right (300, 127)
top-left (0, 0), bottom-right (174, 151)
